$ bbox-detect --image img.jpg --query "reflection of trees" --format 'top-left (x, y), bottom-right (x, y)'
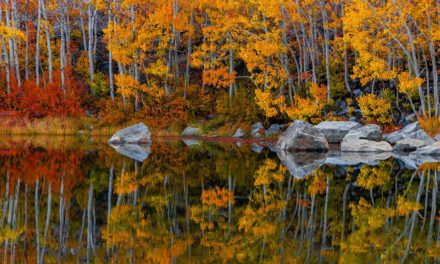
top-left (0, 138), bottom-right (438, 262)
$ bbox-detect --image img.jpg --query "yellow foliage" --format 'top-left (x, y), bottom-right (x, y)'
top-left (283, 83), bottom-right (329, 124)
top-left (396, 196), bottom-right (423, 216)
top-left (254, 159), bottom-right (285, 187)
top-left (398, 72), bottom-right (424, 96)
top-left (357, 163), bottom-right (390, 190)
top-left (201, 187), bottom-right (234, 209)
top-left (115, 74), bottom-right (139, 98)
top-left (115, 171), bottom-right (138, 195)
top-left (357, 94), bottom-right (392, 125)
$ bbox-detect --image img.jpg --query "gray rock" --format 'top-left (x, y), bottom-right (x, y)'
top-left (411, 142), bottom-right (440, 156)
top-left (181, 126), bottom-right (200, 136)
top-left (392, 138), bottom-right (425, 152)
top-left (409, 130), bottom-right (436, 145)
top-left (251, 122), bottom-right (265, 137)
top-left (109, 144), bottom-right (151, 162)
top-left (343, 124), bottom-right (382, 141)
top-left (265, 124), bottom-right (284, 136)
top-left (348, 117), bottom-right (358, 122)
top-left (276, 120), bottom-right (329, 151)
top-left (108, 123), bottom-right (151, 144)
top-left (276, 150), bottom-right (325, 179)
top-left (435, 134), bottom-right (440, 141)
top-left (383, 122), bottom-right (434, 145)
top-left (315, 121), bottom-right (362, 143)
top-left (405, 113), bottom-right (417, 122)
top-left (353, 89), bottom-right (362, 96)
top-left (341, 139), bottom-right (392, 152)
top-left (233, 128), bottom-right (247, 138)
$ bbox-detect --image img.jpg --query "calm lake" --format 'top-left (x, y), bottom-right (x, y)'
top-left (0, 136), bottom-right (438, 263)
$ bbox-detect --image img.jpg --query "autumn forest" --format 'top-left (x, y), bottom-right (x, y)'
top-left (0, 0), bottom-right (438, 134)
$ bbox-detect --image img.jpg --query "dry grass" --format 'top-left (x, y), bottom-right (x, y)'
top-left (0, 116), bottom-right (121, 136)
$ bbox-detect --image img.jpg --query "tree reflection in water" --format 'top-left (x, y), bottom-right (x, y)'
top-left (0, 136), bottom-right (438, 263)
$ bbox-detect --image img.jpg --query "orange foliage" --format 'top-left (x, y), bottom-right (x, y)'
top-left (0, 69), bottom-right (84, 119)
top-left (418, 116), bottom-right (440, 137)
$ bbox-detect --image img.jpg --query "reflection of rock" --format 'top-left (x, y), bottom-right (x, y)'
top-left (343, 124), bottom-right (382, 141)
top-left (182, 138), bottom-right (200, 146)
top-left (276, 120), bottom-right (329, 151)
top-left (392, 152), bottom-right (440, 169)
top-left (251, 143), bottom-right (264, 153)
top-left (411, 142), bottom-right (440, 156)
top-left (108, 123), bottom-right (151, 144)
top-left (325, 151), bottom-right (391, 166)
top-left (109, 143), bottom-right (151, 162)
top-left (251, 122), bottom-right (265, 137)
top-left (315, 121), bottom-right (361, 143)
top-left (233, 128), bottom-right (246, 138)
top-left (181, 126), bottom-right (200, 136)
top-left (341, 139), bottom-right (392, 152)
top-left (276, 151), bottom-right (325, 179)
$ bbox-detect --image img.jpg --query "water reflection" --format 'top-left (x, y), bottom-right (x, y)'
top-left (0, 136), bottom-right (438, 263)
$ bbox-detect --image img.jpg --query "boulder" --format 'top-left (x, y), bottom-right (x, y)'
top-left (265, 124), bottom-right (284, 136)
top-left (383, 122), bottom-right (435, 145)
top-left (315, 121), bottom-right (362, 143)
top-left (276, 150), bottom-right (325, 179)
top-left (341, 139), bottom-right (392, 152)
top-left (109, 144), bottom-right (151, 162)
top-left (251, 122), bottom-right (265, 137)
top-left (181, 126), bottom-right (200, 136)
top-left (343, 124), bottom-right (382, 141)
top-left (392, 138), bottom-right (425, 152)
top-left (232, 128), bottom-right (246, 138)
top-left (108, 123), bottom-right (151, 144)
top-left (411, 142), bottom-right (440, 156)
top-left (275, 120), bottom-right (329, 151)
top-left (435, 134), bottom-right (440, 141)
top-left (409, 130), bottom-right (435, 145)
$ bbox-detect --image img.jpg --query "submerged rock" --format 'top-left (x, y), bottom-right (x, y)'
top-left (108, 123), bottom-right (151, 144)
top-left (276, 120), bottom-right (329, 151)
top-left (109, 144), bottom-right (151, 162)
top-left (276, 150), bottom-right (325, 179)
top-left (233, 128), bottom-right (247, 138)
top-left (341, 139), bottom-right (392, 152)
top-left (343, 124), bottom-right (382, 141)
top-left (315, 121), bottom-right (361, 143)
top-left (181, 126), bottom-right (200, 136)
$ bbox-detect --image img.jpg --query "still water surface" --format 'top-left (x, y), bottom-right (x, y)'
top-left (0, 136), bottom-right (439, 263)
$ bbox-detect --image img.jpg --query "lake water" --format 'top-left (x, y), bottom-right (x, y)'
top-left (0, 136), bottom-right (438, 263)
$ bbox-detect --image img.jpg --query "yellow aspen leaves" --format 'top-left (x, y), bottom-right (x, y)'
top-left (357, 94), bottom-right (392, 126)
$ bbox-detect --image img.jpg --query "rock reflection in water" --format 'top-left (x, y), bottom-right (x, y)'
top-left (276, 150), bottom-right (326, 179)
top-left (0, 136), bottom-right (438, 263)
